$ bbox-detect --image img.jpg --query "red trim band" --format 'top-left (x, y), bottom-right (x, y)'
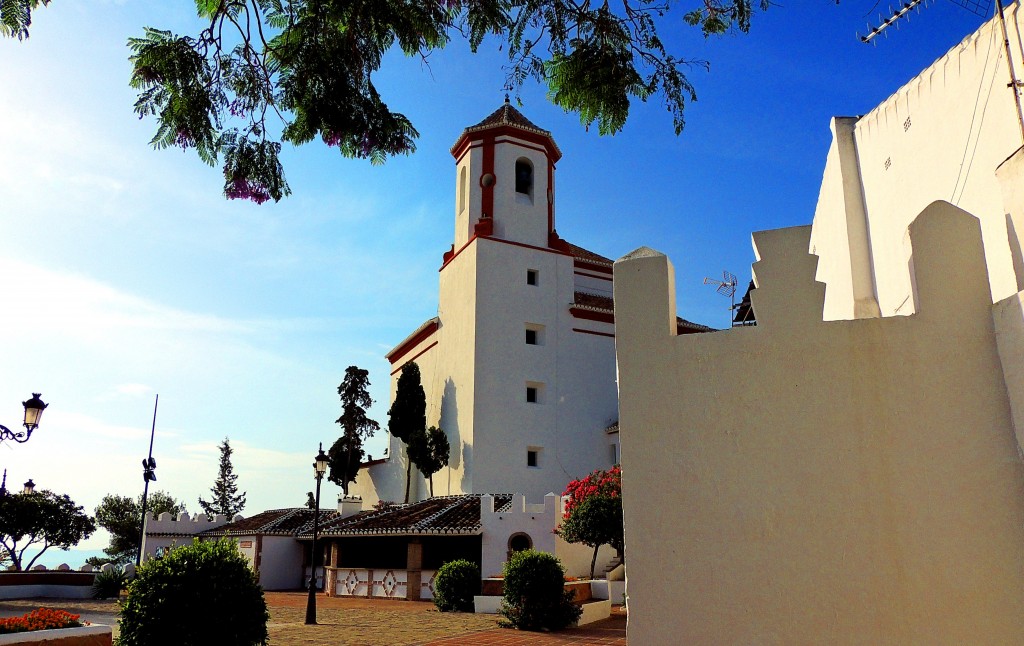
top-left (390, 341), bottom-right (438, 374)
top-left (574, 259), bottom-right (613, 275)
top-left (570, 307), bottom-right (614, 324)
top-left (387, 324), bottom-right (439, 365)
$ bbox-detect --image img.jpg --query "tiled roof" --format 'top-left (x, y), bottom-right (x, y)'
top-left (574, 291), bottom-right (614, 312)
top-left (299, 494), bottom-right (515, 538)
top-left (199, 508), bottom-right (339, 537)
top-left (452, 99), bottom-right (561, 157)
top-left (566, 242), bottom-right (613, 265)
top-left (572, 291), bottom-right (715, 333)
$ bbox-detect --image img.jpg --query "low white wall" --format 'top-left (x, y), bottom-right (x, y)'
top-left (259, 536), bottom-right (304, 591)
top-left (0, 584), bottom-right (94, 600)
top-left (480, 493), bottom-right (559, 577)
top-left (0, 625), bottom-right (112, 645)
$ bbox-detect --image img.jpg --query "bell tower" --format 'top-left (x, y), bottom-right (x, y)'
top-left (449, 98), bottom-right (562, 251)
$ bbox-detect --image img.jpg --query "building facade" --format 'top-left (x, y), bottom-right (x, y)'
top-left (808, 3), bottom-right (1024, 320)
top-left (353, 100), bottom-right (708, 505)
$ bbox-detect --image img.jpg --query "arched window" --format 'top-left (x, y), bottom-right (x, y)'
top-left (459, 166), bottom-right (468, 212)
top-left (515, 158), bottom-right (533, 196)
top-left (508, 533), bottom-right (533, 554)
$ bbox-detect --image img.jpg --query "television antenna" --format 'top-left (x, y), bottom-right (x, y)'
top-left (703, 270), bottom-right (738, 327)
top-left (858, 0), bottom-right (1024, 145)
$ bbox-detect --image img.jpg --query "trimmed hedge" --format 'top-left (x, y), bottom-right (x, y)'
top-left (499, 550), bottom-right (581, 631)
top-left (116, 539), bottom-right (269, 646)
top-left (433, 559), bottom-right (480, 612)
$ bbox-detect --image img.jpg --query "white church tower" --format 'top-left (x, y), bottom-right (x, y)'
top-left (353, 100), bottom-right (708, 504)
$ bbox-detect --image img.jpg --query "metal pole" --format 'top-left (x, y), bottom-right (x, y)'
top-left (996, 0), bottom-right (1024, 147)
top-left (304, 470), bottom-right (323, 625)
top-left (136, 394), bottom-right (159, 566)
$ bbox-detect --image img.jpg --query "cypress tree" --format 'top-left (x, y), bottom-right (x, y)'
top-left (388, 362), bottom-right (426, 503)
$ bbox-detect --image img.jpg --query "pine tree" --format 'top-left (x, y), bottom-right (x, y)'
top-left (329, 366), bottom-right (379, 495)
top-left (198, 438), bottom-right (246, 519)
top-left (388, 362), bottom-right (426, 503)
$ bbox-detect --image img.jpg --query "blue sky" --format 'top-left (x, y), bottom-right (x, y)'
top-left (0, 0), bottom-right (992, 561)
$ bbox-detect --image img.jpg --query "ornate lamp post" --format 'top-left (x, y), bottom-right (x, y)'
top-left (0, 394), bottom-right (47, 444)
top-left (304, 443), bottom-right (330, 625)
top-left (22, 479), bottom-right (35, 495)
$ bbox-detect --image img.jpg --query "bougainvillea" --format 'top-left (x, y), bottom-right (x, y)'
top-left (561, 465), bottom-right (621, 519)
top-left (0, 608), bottom-right (84, 634)
top-left (557, 466), bottom-right (623, 579)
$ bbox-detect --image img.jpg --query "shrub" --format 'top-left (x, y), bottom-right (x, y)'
top-left (433, 559), bottom-right (480, 612)
top-left (93, 565), bottom-right (129, 599)
top-left (498, 550), bottom-right (582, 631)
top-left (116, 539), bottom-right (269, 646)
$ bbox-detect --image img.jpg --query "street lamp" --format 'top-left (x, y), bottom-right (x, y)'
top-left (22, 479), bottom-right (34, 495)
top-left (304, 443), bottom-right (330, 625)
top-left (0, 393), bottom-right (47, 444)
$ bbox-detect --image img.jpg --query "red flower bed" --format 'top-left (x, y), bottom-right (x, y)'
top-left (0, 607), bottom-right (84, 634)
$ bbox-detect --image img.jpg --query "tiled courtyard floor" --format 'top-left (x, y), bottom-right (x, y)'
top-left (1, 592), bottom-right (627, 645)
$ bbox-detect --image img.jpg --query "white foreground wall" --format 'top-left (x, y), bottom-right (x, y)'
top-left (615, 203), bottom-right (1024, 644)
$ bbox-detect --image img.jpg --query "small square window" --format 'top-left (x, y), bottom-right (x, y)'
top-left (526, 270), bottom-right (538, 286)
top-left (526, 387), bottom-right (538, 403)
top-left (527, 450), bottom-right (539, 467)
top-left (526, 329), bottom-right (538, 345)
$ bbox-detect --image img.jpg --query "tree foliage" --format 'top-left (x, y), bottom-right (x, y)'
top-left (118, 539), bottom-right (269, 646)
top-left (0, 490), bottom-right (96, 571)
top-left (329, 365), bottom-right (380, 495)
top-left (198, 438), bottom-right (247, 519)
top-left (115, 0), bottom-right (773, 203)
top-left (0, 0), bottom-right (49, 40)
top-left (557, 465), bottom-right (623, 578)
top-left (93, 491), bottom-right (187, 565)
top-left (388, 361), bottom-right (426, 503)
top-left (409, 425), bottom-right (450, 497)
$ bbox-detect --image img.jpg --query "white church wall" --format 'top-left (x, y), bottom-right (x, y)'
top-left (480, 493), bottom-right (560, 577)
top-left (454, 145), bottom-right (484, 249)
top-left (491, 136), bottom-right (551, 248)
top-left (810, 7), bottom-right (1024, 317)
top-left (471, 239), bottom-right (570, 499)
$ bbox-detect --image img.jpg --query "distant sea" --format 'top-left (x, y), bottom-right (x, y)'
top-left (16, 548), bottom-right (107, 571)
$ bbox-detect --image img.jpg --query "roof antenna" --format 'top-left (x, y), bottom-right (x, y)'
top-left (703, 270), bottom-right (738, 328)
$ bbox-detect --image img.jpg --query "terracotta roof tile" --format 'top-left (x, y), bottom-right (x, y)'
top-left (300, 494), bottom-right (515, 537)
top-left (572, 291), bottom-right (714, 333)
top-left (199, 508), bottom-right (339, 537)
top-left (452, 100), bottom-right (561, 157)
top-left (566, 242), bottom-right (613, 265)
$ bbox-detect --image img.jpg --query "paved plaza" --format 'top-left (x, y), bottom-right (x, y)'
top-left (0, 592), bottom-right (627, 645)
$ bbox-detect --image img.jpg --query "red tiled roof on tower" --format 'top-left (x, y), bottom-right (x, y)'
top-left (451, 97), bottom-right (562, 160)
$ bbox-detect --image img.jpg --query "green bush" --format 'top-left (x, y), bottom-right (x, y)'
top-left (498, 550), bottom-right (582, 631)
top-left (116, 539), bottom-right (269, 646)
top-left (93, 565), bottom-right (128, 599)
top-left (433, 559), bottom-right (480, 612)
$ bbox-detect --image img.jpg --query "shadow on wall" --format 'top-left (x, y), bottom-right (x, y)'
top-left (440, 378), bottom-right (460, 496)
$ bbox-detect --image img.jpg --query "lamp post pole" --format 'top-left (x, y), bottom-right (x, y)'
top-left (305, 443), bottom-right (329, 625)
top-left (136, 395), bottom-right (159, 566)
